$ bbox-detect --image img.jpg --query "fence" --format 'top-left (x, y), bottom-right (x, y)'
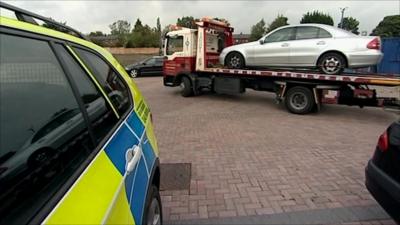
top-left (378, 38), bottom-right (400, 74)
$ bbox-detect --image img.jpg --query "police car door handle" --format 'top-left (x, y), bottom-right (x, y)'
top-left (125, 145), bottom-right (142, 173)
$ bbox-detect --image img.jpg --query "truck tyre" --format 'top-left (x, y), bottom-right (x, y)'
top-left (225, 52), bottom-right (245, 69)
top-left (142, 185), bottom-right (162, 225)
top-left (318, 52), bottom-right (346, 75)
top-left (180, 76), bottom-right (193, 97)
top-left (285, 86), bottom-right (315, 114)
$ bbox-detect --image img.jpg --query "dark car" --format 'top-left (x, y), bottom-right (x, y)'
top-left (125, 56), bottom-right (165, 77)
top-left (365, 120), bottom-right (400, 223)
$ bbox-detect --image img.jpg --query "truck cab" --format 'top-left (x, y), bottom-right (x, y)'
top-left (163, 18), bottom-right (234, 86)
top-left (163, 27), bottom-right (198, 80)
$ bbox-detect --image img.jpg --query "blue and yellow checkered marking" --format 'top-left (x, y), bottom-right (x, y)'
top-left (44, 111), bottom-right (156, 225)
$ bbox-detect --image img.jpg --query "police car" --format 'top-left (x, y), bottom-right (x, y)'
top-left (0, 3), bottom-right (162, 225)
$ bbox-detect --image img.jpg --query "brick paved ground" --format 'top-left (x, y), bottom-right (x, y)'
top-left (135, 77), bottom-right (399, 223)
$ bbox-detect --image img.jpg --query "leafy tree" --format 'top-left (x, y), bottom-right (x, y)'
top-left (176, 16), bottom-right (198, 29)
top-left (89, 31), bottom-right (105, 36)
top-left (338, 17), bottom-right (360, 35)
top-left (371, 15), bottom-right (400, 37)
top-left (109, 20), bottom-right (131, 47)
top-left (266, 14), bottom-right (289, 33)
top-left (156, 17), bottom-right (162, 33)
top-left (109, 20), bottom-right (131, 35)
top-left (250, 19), bottom-right (266, 41)
top-left (156, 17), bottom-right (162, 52)
top-left (126, 19), bottom-right (160, 48)
top-left (300, 11), bottom-right (334, 26)
top-left (133, 19), bottom-right (143, 32)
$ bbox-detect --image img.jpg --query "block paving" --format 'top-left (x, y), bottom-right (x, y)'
top-left (135, 77), bottom-right (399, 223)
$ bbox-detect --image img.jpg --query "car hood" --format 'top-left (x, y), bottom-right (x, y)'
top-left (223, 41), bottom-right (259, 52)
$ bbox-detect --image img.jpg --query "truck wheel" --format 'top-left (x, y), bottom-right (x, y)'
top-left (180, 76), bottom-right (193, 97)
top-left (225, 52), bottom-right (245, 69)
top-left (285, 86), bottom-right (315, 114)
top-left (318, 52), bottom-right (345, 75)
top-left (142, 185), bottom-right (162, 225)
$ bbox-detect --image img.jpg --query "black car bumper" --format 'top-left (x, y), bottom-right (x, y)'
top-left (366, 160), bottom-right (400, 223)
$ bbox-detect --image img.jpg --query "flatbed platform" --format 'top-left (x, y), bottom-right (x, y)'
top-left (201, 67), bottom-right (400, 86)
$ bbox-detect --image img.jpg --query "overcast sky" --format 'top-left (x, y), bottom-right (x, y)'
top-left (3, 1), bottom-right (400, 34)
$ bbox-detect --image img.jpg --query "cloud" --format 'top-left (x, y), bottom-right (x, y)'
top-left (3, 0), bottom-right (399, 34)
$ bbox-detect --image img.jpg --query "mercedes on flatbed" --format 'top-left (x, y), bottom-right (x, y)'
top-left (162, 18), bottom-right (400, 114)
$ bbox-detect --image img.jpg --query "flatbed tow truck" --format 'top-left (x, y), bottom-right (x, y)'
top-left (163, 18), bottom-right (400, 114)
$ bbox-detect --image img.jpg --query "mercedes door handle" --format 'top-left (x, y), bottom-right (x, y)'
top-left (125, 145), bottom-right (142, 173)
top-left (281, 43), bottom-right (289, 47)
top-left (317, 41), bottom-right (326, 45)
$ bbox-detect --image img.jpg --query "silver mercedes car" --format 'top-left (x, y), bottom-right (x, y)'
top-left (220, 24), bottom-right (383, 74)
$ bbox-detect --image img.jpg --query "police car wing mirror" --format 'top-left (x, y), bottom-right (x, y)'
top-left (259, 39), bottom-right (264, 45)
top-left (125, 145), bottom-right (142, 174)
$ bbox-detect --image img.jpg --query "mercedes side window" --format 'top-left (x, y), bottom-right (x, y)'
top-left (0, 33), bottom-right (92, 224)
top-left (72, 47), bottom-right (131, 117)
top-left (264, 28), bottom-right (295, 43)
top-left (54, 44), bottom-right (119, 143)
top-left (295, 26), bottom-right (319, 40)
top-left (318, 28), bottom-right (332, 38)
top-left (166, 35), bottom-right (184, 55)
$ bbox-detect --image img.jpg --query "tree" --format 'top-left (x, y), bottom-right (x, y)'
top-left (126, 18), bottom-right (160, 48)
top-left (300, 11), bottom-right (334, 26)
top-left (250, 19), bottom-right (266, 41)
top-left (338, 17), bottom-right (360, 34)
top-left (371, 15), bottom-right (400, 38)
top-left (133, 19), bottom-right (143, 32)
top-left (109, 20), bottom-right (131, 35)
top-left (109, 20), bottom-right (131, 47)
top-left (156, 17), bottom-right (162, 53)
top-left (89, 31), bottom-right (105, 37)
top-left (176, 16), bottom-right (198, 29)
top-left (266, 14), bottom-right (289, 33)
top-left (156, 17), bottom-right (162, 33)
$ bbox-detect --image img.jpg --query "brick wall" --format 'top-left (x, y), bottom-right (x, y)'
top-left (105, 47), bottom-right (160, 55)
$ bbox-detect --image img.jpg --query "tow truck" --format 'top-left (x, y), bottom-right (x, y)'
top-left (163, 18), bottom-right (400, 114)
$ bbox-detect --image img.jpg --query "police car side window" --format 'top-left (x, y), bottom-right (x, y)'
top-left (0, 34), bottom-right (92, 224)
top-left (54, 44), bottom-right (119, 144)
top-left (72, 48), bottom-right (130, 117)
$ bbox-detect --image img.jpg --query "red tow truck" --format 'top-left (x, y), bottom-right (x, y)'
top-left (162, 18), bottom-right (400, 114)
